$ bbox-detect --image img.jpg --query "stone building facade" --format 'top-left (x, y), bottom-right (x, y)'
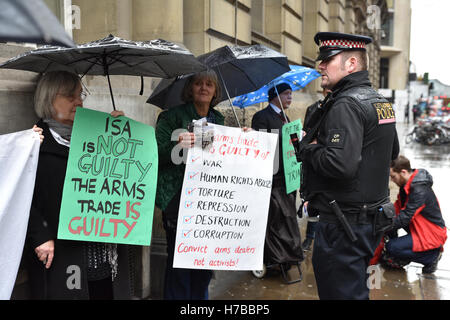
top-left (2, 0), bottom-right (410, 299)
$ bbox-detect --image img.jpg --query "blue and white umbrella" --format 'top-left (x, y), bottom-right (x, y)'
top-left (232, 65), bottom-right (320, 108)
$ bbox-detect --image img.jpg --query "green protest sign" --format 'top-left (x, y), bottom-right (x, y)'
top-left (57, 108), bottom-right (158, 246)
top-left (282, 119), bottom-right (302, 194)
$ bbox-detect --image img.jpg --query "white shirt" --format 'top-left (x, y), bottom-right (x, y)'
top-left (269, 103), bottom-right (282, 114)
top-left (270, 103), bottom-right (289, 123)
top-left (49, 128), bottom-right (70, 147)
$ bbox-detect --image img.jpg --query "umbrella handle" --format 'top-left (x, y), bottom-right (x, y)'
top-left (103, 55), bottom-right (117, 111)
top-left (139, 76), bottom-right (144, 95)
top-left (106, 72), bottom-right (117, 111)
top-left (274, 86), bottom-right (289, 123)
top-left (217, 68), bottom-right (241, 128)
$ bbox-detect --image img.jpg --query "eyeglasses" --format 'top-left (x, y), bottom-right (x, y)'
top-left (57, 91), bottom-right (88, 101)
top-left (80, 91), bottom-right (87, 101)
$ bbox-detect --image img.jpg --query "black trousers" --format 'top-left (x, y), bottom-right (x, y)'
top-left (312, 221), bottom-right (382, 300)
top-left (163, 225), bottom-right (212, 300)
top-left (88, 278), bottom-right (113, 300)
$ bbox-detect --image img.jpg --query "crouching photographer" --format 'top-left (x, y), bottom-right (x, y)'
top-left (371, 156), bottom-right (447, 274)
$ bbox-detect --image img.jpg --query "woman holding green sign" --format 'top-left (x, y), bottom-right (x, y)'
top-left (155, 69), bottom-right (225, 300)
top-left (25, 70), bottom-right (131, 300)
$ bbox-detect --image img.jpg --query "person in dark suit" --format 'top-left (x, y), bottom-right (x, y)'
top-left (251, 82), bottom-right (303, 274)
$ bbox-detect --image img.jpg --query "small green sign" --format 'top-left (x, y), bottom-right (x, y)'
top-left (57, 108), bottom-right (158, 246)
top-left (282, 119), bottom-right (302, 194)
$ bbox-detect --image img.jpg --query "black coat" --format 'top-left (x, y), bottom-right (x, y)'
top-left (298, 71), bottom-right (400, 214)
top-left (303, 100), bottom-right (322, 131)
top-left (251, 105), bottom-right (289, 179)
top-left (251, 106), bottom-right (303, 264)
top-left (24, 120), bottom-right (132, 300)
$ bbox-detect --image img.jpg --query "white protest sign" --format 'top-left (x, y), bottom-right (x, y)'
top-left (0, 129), bottom-right (40, 299)
top-left (173, 123), bottom-right (278, 270)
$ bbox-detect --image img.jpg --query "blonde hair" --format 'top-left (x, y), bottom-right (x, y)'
top-left (34, 71), bottom-right (81, 119)
top-left (182, 69), bottom-right (222, 106)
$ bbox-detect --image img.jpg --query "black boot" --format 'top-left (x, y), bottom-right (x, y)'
top-left (422, 251), bottom-right (442, 274)
top-left (379, 253), bottom-right (408, 270)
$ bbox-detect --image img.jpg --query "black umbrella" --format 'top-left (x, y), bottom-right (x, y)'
top-left (147, 44), bottom-right (290, 126)
top-left (0, 0), bottom-right (75, 47)
top-left (0, 35), bottom-right (206, 110)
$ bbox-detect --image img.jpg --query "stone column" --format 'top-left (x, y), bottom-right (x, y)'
top-left (0, 44), bottom-right (40, 135)
top-left (388, 0), bottom-right (411, 90)
top-left (264, 0), bottom-right (303, 64)
top-left (344, 0), bottom-right (356, 35)
top-left (303, 0), bottom-right (329, 93)
top-left (72, 0), bottom-right (118, 43)
top-left (132, 0), bottom-right (183, 43)
top-left (184, 0), bottom-right (252, 55)
top-left (329, 0), bottom-right (346, 32)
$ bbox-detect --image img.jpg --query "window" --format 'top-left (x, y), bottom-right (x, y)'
top-left (379, 58), bottom-right (389, 88)
top-left (381, 11), bottom-right (394, 46)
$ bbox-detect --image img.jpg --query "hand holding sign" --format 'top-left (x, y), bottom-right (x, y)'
top-left (178, 132), bottom-right (195, 148)
top-left (110, 110), bottom-right (125, 118)
top-left (32, 125), bottom-right (44, 144)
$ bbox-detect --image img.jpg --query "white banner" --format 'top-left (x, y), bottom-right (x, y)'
top-left (0, 129), bottom-right (40, 299)
top-left (173, 123), bottom-right (278, 270)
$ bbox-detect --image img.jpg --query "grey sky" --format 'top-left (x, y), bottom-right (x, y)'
top-left (410, 0), bottom-right (450, 85)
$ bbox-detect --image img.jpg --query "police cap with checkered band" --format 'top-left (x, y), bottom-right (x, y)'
top-left (314, 32), bottom-right (372, 61)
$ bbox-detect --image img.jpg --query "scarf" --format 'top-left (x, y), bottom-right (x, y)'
top-left (85, 242), bottom-right (118, 281)
top-left (43, 118), bottom-right (73, 141)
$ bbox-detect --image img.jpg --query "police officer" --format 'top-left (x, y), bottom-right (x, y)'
top-left (295, 32), bottom-right (399, 299)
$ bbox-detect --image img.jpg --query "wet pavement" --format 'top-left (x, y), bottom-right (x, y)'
top-left (209, 121), bottom-right (450, 300)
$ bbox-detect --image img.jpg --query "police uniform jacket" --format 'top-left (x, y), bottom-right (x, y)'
top-left (303, 100), bottom-right (322, 133)
top-left (299, 70), bottom-right (399, 215)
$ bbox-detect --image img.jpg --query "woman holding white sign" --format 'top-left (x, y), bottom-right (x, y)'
top-left (25, 71), bottom-right (132, 300)
top-left (155, 69), bottom-right (225, 300)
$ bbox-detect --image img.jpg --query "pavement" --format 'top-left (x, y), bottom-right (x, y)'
top-left (209, 121), bottom-right (450, 300)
